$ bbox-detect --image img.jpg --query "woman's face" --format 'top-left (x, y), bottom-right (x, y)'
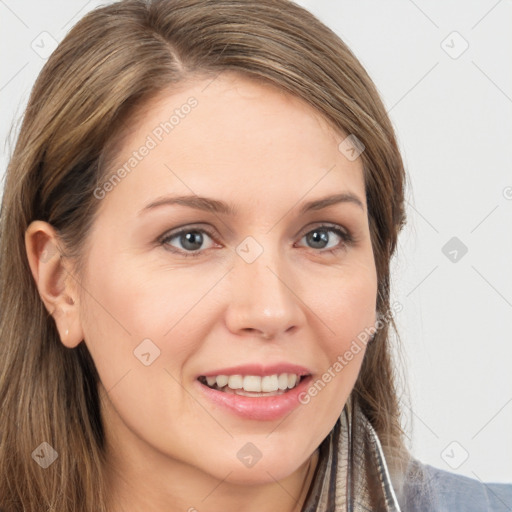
top-left (74, 72), bottom-right (377, 485)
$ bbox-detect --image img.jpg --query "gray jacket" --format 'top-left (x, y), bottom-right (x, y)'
top-left (302, 398), bottom-right (512, 511)
top-left (401, 460), bottom-right (512, 512)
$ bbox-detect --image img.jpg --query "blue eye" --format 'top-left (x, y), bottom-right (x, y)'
top-left (160, 227), bottom-right (217, 258)
top-left (159, 224), bottom-right (353, 258)
top-left (297, 225), bottom-right (353, 253)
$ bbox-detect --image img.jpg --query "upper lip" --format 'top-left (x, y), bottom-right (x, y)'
top-left (198, 363), bottom-right (312, 378)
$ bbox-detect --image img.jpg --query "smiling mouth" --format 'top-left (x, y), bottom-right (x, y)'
top-left (197, 373), bottom-right (308, 397)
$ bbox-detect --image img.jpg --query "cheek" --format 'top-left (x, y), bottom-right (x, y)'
top-left (308, 256), bottom-right (378, 351)
top-left (333, 277), bottom-right (377, 345)
top-left (79, 248), bottom-right (224, 371)
top-left (78, 255), bottom-right (215, 450)
top-left (303, 259), bottom-right (377, 392)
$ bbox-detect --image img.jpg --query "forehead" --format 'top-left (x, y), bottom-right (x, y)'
top-left (97, 71), bottom-right (366, 218)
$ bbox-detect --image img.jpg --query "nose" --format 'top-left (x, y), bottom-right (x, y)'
top-left (224, 240), bottom-right (306, 340)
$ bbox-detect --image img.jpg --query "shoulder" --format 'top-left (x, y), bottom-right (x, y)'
top-left (399, 458), bottom-right (512, 512)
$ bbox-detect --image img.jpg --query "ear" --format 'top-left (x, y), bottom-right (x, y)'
top-left (24, 220), bottom-right (85, 348)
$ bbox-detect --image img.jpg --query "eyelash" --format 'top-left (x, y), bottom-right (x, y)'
top-left (158, 224), bottom-right (354, 259)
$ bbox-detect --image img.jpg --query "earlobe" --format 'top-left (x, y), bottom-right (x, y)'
top-left (24, 220), bottom-right (84, 348)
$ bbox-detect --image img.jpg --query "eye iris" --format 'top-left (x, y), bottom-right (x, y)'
top-left (181, 231), bottom-right (203, 250)
top-left (307, 229), bottom-right (329, 249)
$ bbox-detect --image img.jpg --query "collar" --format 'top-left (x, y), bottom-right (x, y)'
top-left (301, 396), bottom-right (402, 511)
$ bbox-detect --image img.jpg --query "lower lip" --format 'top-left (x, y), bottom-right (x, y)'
top-left (195, 376), bottom-right (313, 421)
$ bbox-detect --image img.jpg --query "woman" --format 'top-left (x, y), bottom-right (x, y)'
top-left (0, 0), bottom-right (510, 510)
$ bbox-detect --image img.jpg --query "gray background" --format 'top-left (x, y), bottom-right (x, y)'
top-left (1, 0), bottom-right (511, 483)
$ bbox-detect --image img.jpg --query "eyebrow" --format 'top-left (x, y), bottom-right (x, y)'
top-left (137, 192), bottom-right (364, 217)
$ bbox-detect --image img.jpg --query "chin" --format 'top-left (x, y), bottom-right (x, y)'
top-left (196, 443), bottom-right (310, 486)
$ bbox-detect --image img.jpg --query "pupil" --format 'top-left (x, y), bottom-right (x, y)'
top-left (182, 231), bottom-right (203, 250)
top-left (308, 230), bottom-right (328, 249)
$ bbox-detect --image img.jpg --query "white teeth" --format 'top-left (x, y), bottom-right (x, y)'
top-left (227, 375), bottom-right (243, 389)
top-left (287, 374), bottom-right (297, 388)
top-left (278, 373), bottom-right (288, 390)
top-left (216, 375), bottom-right (229, 387)
top-left (261, 374), bottom-right (279, 392)
top-left (242, 375), bottom-right (261, 393)
top-left (203, 373), bottom-right (304, 393)
top-left (243, 375), bottom-right (262, 392)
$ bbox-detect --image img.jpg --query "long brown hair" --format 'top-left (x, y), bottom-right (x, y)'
top-left (0, 0), bottom-right (409, 509)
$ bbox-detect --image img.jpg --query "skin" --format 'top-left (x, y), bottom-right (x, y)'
top-left (25, 72), bottom-right (378, 512)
